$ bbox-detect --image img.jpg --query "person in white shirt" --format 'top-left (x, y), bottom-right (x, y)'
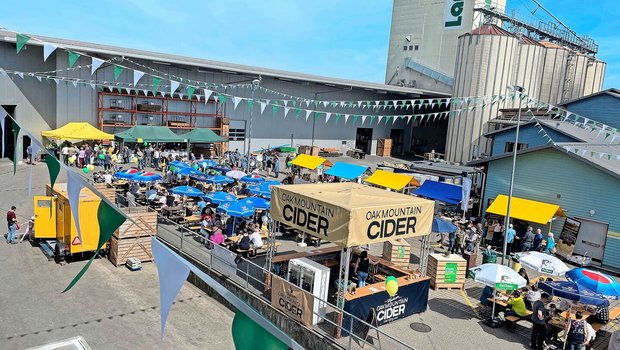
top-left (103, 172), bottom-right (113, 185)
top-left (250, 224), bottom-right (263, 248)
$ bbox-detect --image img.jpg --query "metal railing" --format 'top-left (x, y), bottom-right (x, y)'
top-left (114, 192), bottom-right (415, 350)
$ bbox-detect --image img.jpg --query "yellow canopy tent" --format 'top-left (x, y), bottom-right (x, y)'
top-left (365, 169), bottom-right (420, 191)
top-left (41, 122), bottom-right (114, 140)
top-left (486, 194), bottom-right (565, 224)
top-left (290, 154), bottom-right (332, 170)
top-left (271, 182), bottom-right (434, 247)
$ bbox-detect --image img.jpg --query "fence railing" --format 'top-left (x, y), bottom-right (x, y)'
top-left (114, 191), bottom-right (415, 350)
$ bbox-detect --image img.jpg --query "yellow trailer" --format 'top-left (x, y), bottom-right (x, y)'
top-left (34, 183), bottom-right (103, 263)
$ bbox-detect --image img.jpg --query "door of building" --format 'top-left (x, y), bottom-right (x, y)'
top-left (574, 217), bottom-right (609, 261)
top-left (1, 105), bottom-right (15, 159)
top-left (355, 128), bottom-right (373, 154)
top-left (390, 129), bottom-right (404, 155)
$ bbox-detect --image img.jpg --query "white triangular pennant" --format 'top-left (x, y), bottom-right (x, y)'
top-left (16, 72), bottom-right (24, 79)
top-left (66, 170), bottom-right (85, 245)
top-left (91, 58), bottom-right (104, 75)
top-left (378, 116), bottom-right (384, 123)
top-left (133, 70), bottom-right (145, 86)
top-left (142, 89), bottom-right (149, 97)
top-left (53, 78), bottom-right (59, 85)
top-left (89, 83), bottom-right (95, 90)
top-left (177, 93), bottom-right (183, 99)
top-left (599, 152), bottom-right (605, 159)
top-left (71, 80), bottom-right (77, 88)
top-left (283, 107), bottom-right (290, 118)
top-left (170, 81), bottom-right (180, 95)
top-left (305, 100), bottom-right (310, 107)
top-left (392, 116), bottom-right (399, 124)
top-left (283, 100), bottom-right (289, 107)
top-left (407, 115), bottom-right (413, 123)
top-left (259, 101), bottom-right (267, 114)
top-left (35, 75), bottom-right (42, 82)
top-left (361, 115), bottom-right (367, 124)
top-left (325, 113), bottom-right (331, 123)
top-left (203, 89), bottom-right (213, 103)
top-left (305, 109), bottom-right (312, 121)
top-left (344, 114), bottom-right (350, 123)
top-left (233, 96), bottom-right (242, 110)
top-left (322, 101), bottom-right (328, 108)
top-left (43, 43), bottom-right (57, 62)
top-left (340, 101), bottom-right (345, 108)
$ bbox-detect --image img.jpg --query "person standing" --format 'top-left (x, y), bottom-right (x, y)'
top-left (522, 226), bottom-right (535, 251)
top-left (78, 147), bottom-right (86, 168)
top-left (6, 206), bottom-right (17, 244)
top-left (61, 144), bottom-right (70, 165)
top-left (545, 232), bottom-right (556, 254)
top-left (533, 229), bottom-right (544, 252)
top-left (530, 293), bottom-right (549, 350)
top-left (103, 152), bottom-right (112, 171)
top-left (354, 250), bottom-right (378, 287)
top-left (145, 146), bottom-right (153, 169)
top-left (273, 156), bottom-right (280, 178)
top-left (26, 143), bottom-right (33, 164)
top-left (153, 148), bottom-right (160, 170)
top-left (491, 220), bottom-right (504, 249)
top-left (506, 224), bottom-right (517, 255)
top-left (567, 311), bottom-right (589, 350)
top-left (85, 145), bottom-right (93, 166)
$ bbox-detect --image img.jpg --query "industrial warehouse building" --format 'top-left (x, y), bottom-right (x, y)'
top-left (0, 30), bottom-right (448, 160)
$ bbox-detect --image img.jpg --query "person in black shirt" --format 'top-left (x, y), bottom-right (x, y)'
top-left (354, 250), bottom-right (379, 287)
top-left (530, 293), bottom-right (549, 349)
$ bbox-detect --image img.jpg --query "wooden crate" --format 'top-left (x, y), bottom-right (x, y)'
top-left (382, 239), bottom-right (411, 268)
top-left (427, 254), bottom-right (466, 290)
top-left (376, 139), bottom-right (392, 157)
top-left (114, 207), bottom-right (157, 239)
top-left (93, 183), bottom-right (116, 203)
top-left (109, 235), bottom-right (153, 267)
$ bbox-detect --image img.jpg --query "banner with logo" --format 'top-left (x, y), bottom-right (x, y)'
top-left (342, 278), bottom-right (430, 336)
top-left (271, 183), bottom-right (433, 247)
top-left (271, 276), bottom-right (314, 327)
top-left (556, 217), bottom-right (581, 258)
top-left (444, 0), bottom-right (466, 29)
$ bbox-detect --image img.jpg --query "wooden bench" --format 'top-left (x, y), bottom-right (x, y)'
top-left (591, 322), bottom-right (605, 333)
top-left (238, 242), bottom-right (283, 259)
top-left (504, 311), bottom-right (533, 327)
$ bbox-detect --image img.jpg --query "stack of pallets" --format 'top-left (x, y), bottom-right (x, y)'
top-left (108, 207), bottom-right (158, 267)
top-left (427, 253), bottom-right (466, 290)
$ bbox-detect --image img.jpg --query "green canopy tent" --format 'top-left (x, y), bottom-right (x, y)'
top-left (114, 125), bottom-right (186, 143)
top-left (181, 128), bottom-right (228, 143)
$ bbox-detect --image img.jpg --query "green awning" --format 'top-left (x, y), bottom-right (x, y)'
top-left (181, 128), bottom-right (228, 143)
top-left (114, 125), bottom-right (186, 143)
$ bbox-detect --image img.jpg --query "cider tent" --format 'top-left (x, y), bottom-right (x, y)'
top-left (41, 122), bottom-right (114, 140)
top-left (271, 182), bottom-right (434, 247)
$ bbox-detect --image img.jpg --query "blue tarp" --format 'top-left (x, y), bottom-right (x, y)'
top-left (414, 180), bottom-right (462, 204)
top-left (324, 162), bottom-right (367, 180)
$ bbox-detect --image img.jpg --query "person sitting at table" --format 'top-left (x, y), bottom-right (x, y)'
top-left (146, 187), bottom-right (157, 201)
top-left (200, 216), bottom-right (213, 246)
top-left (518, 268), bottom-right (530, 284)
top-left (567, 311), bottom-right (590, 350)
top-left (125, 191), bottom-right (136, 207)
top-left (103, 170), bottom-right (113, 185)
top-left (210, 222), bottom-right (226, 246)
top-left (479, 285), bottom-right (494, 306)
top-left (129, 182), bottom-right (140, 196)
top-left (166, 194), bottom-right (175, 207)
top-left (354, 250), bottom-right (379, 288)
top-left (196, 197), bottom-right (207, 213)
top-left (225, 217), bottom-right (235, 237)
top-left (587, 303), bottom-right (610, 325)
top-left (546, 304), bottom-right (562, 343)
top-left (238, 183), bottom-right (250, 196)
top-left (235, 230), bottom-right (252, 263)
top-left (501, 291), bottom-right (528, 320)
top-left (250, 224), bottom-right (264, 249)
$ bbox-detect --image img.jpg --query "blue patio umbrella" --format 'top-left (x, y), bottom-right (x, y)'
top-left (131, 171), bottom-right (163, 183)
top-left (210, 165), bottom-right (231, 173)
top-left (242, 197), bottom-right (270, 210)
top-left (175, 167), bottom-right (202, 176)
top-left (539, 280), bottom-right (609, 307)
top-left (189, 173), bottom-right (211, 182)
top-left (114, 168), bottom-right (141, 179)
top-left (217, 200), bottom-right (255, 217)
top-left (240, 175), bottom-right (265, 184)
top-left (204, 175), bottom-right (235, 185)
top-left (263, 180), bottom-right (281, 186)
top-left (170, 186), bottom-right (205, 197)
top-left (566, 268), bottom-right (620, 299)
top-left (432, 218), bottom-right (457, 233)
top-left (248, 184), bottom-right (272, 199)
top-left (201, 160), bottom-right (218, 168)
top-left (204, 191), bottom-right (237, 205)
top-left (169, 160), bottom-right (191, 168)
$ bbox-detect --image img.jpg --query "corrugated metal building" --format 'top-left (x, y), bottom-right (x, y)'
top-left (0, 30), bottom-right (449, 160)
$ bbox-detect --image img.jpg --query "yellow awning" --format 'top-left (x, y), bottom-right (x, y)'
top-left (42, 122), bottom-right (114, 140)
top-left (365, 169), bottom-right (420, 191)
top-left (291, 154), bottom-right (327, 170)
top-left (486, 194), bottom-right (566, 224)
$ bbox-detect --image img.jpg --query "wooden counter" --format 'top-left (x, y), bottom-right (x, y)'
top-left (271, 246), bottom-right (342, 264)
top-left (345, 276), bottom-right (430, 301)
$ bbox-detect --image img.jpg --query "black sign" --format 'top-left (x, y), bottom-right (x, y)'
top-left (342, 279), bottom-right (430, 337)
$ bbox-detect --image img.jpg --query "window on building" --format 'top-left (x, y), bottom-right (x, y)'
top-left (228, 128), bottom-right (246, 141)
top-left (504, 142), bottom-right (528, 153)
top-left (408, 45), bottom-right (414, 51)
top-left (414, 45), bottom-right (419, 50)
top-left (403, 45), bottom-right (408, 51)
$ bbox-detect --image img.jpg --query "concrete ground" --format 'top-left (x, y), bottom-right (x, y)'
top-left (0, 160), bottom-right (234, 350)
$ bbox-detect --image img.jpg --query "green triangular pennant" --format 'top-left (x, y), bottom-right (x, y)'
top-left (16, 34), bottom-right (30, 54)
top-left (11, 120), bottom-right (20, 175)
top-left (232, 310), bottom-right (288, 350)
top-left (605, 133), bottom-right (610, 140)
top-left (187, 86), bottom-right (195, 99)
top-left (247, 99), bottom-right (254, 112)
top-left (219, 94), bottom-right (228, 105)
top-left (152, 77), bottom-right (162, 95)
top-left (272, 105), bottom-right (279, 116)
top-left (295, 108), bottom-right (302, 119)
top-left (353, 115), bottom-right (359, 124)
top-left (370, 116), bottom-right (376, 124)
top-left (68, 51), bottom-right (80, 68)
top-left (315, 112), bottom-right (322, 120)
top-left (335, 114), bottom-right (341, 124)
top-left (45, 155), bottom-right (61, 190)
top-left (63, 200), bottom-right (126, 293)
top-left (113, 65), bottom-right (124, 80)
top-left (384, 116), bottom-right (391, 124)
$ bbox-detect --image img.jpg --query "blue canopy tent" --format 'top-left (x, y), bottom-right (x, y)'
top-left (324, 162), bottom-right (368, 180)
top-left (414, 180), bottom-right (462, 205)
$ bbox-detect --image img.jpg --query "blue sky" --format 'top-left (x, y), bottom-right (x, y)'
top-left (0, 0), bottom-right (617, 88)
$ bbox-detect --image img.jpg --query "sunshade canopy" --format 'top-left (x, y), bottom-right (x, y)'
top-left (271, 182), bottom-right (434, 247)
top-left (182, 128), bottom-right (227, 143)
top-left (115, 125), bottom-right (186, 143)
top-left (486, 194), bottom-right (565, 224)
top-left (364, 169), bottom-right (420, 191)
top-left (414, 180), bottom-right (462, 205)
top-left (291, 154), bottom-right (330, 170)
top-left (42, 122), bottom-right (114, 140)
top-left (324, 162), bottom-right (367, 180)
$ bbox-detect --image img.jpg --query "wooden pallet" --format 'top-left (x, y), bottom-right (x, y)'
top-left (427, 253), bottom-right (466, 290)
top-left (431, 282), bottom-right (465, 290)
top-left (113, 207), bottom-right (157, 239)
top-left (109, 236), bottom-right (153, 267)
top-left (93, 183), bottom-right (116, 203)
top-left (382, 239), bottom-right (411, 268)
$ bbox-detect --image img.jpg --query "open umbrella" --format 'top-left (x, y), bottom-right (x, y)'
top-left (204, 175), bottom-right (235, 185)
top-left (539, 280), bottom-right (609, 307)
top-left (242, 197), bottom-right (270, 210)
top-left (248, 184), bottom-right (271, 199)
top-left (211, 165), bottom-right (232, 173)
top-left (176, 167), bottom-right (202, 176)
top-left (189, 173), bottom-right (212, 182)
top-left (263, 180), bottom-right (281, 186)
top-left (217, 200), bottom-right (255, 217)
top-left (204, 191), bottom-right (237, 205)
top-left (432, 218), bottom-right (457, 233)
top-left (566, 268), bottom-right (620, 299)
top-left (131, 171), bottom-right (163, 183)
top-left (226, 170), bottom-right (247, 180)
top-left (170, 186), bottom-right (204, 197)
top-left (469, 263), bottom-right (528, 318)
top-left (201, 160), bottom-right (218, 168)
top-left (169, 160), bottom-right (191, 168)
top-left (240, 175), bottom-right (265, 184)
top-left (114, 168), bottom-right (140, 179)
top-left (514, 251), bottom-right (570, 276)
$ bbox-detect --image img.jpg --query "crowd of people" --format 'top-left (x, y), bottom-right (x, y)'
top-left (479, 219), bottom-right (556, 255)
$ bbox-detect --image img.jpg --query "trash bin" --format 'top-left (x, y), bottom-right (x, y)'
top-left (482, 250), bottom-right (497, 264)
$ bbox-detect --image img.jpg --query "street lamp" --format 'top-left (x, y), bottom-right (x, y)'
top-left (501, 85), bottom-right (526, 265)
top-left (246, 78), bottom-right (261, 173)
